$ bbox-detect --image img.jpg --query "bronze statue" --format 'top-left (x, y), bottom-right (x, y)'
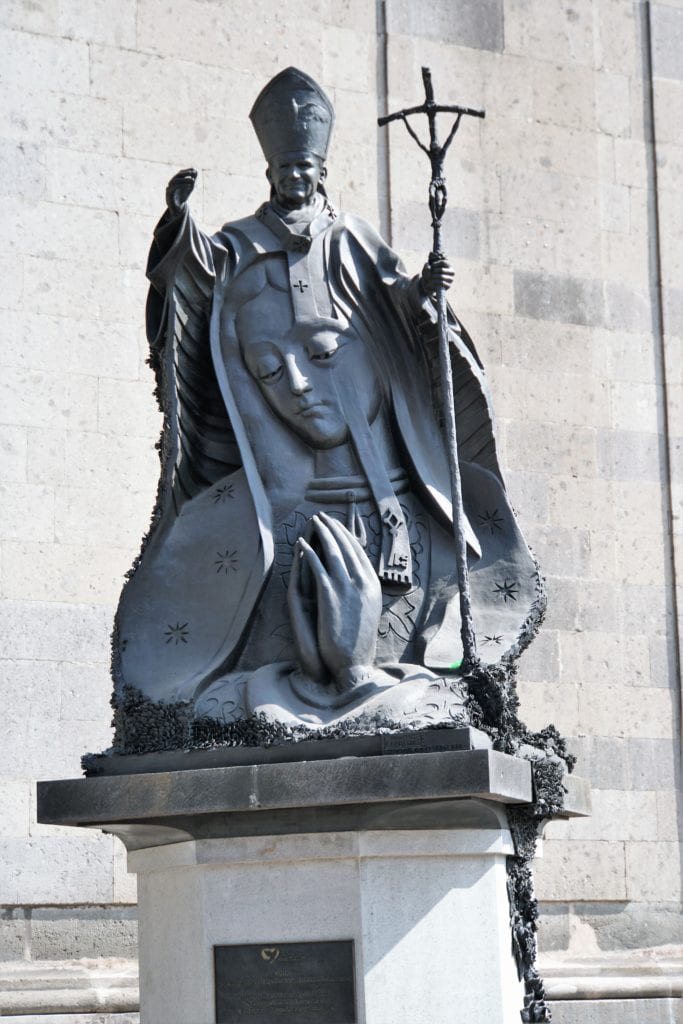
top-left (114, 67), bottom-right (543, 742)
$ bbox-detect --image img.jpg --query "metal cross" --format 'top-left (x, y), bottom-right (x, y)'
top-left (378, 67), bottom-right (485, 670)
top-left (293, 280), bottom-right (308, 292)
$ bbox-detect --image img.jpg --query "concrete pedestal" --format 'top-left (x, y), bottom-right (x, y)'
top-left (131, 823), bottom-right (522, 1024)
top-left (37, 748), bottom-right (591, 1024)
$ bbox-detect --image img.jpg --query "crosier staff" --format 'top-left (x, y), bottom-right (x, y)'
top-left (378, 66), bottom-right (485, 670)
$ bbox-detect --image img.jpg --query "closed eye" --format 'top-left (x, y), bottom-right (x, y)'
top-left (310, 349), bottom-right (337, 363)
top-left (258, 364), bottom-right (283, 383)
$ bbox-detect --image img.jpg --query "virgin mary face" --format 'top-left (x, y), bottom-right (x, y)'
top-left (236, 300), bottom-right (383, 450)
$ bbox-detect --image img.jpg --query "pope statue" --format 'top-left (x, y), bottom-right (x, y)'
top-left (113, 67), bottom-right (543, 745)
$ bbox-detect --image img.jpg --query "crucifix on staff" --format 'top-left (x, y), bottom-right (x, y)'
top-left (379, 66), bottom-right (486, 671)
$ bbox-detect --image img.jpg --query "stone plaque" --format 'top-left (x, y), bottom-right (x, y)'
top-left (214, 940), bottom-right (356, 1023)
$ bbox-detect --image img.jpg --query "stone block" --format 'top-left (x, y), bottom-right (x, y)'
top-left (529, 525), bottom-right (591, 580)
top-left (30, 907), bottom-right (138, 961)
top-left (614, 138), bottom-right (648, 189)
top-left (55, 484), bottom-right (154, 547)
top-left (586, 528), bottom-right (619, 582)
top-left (657, 789), bottom-right (681, 842)
top-left (0, 909), bottom-right (25, 961)
top-left (505, 0), bottom-right (594, 66)
top-left (0, 140), bottom-right (45, 201)
top-left (322, 26), bottom-right (374, 93)
top-left (506, 421), bottom-right (597, 479)
top-left (45, 148), bottom-right (118, 210)
top-left (58, 0), bottom-right (137, 46)
top-left (0, 835), bottom-right (115, 904)
top-left (322, 0), bottom-right (376, 33)
top-left (514, 270), bottom-right (605, 328)
top-left (534, 840), bottom-right (627, 902)
top-left (500, 169), bottom-right (599, 230)
top-left (1, 1016), bottom-right (139, 1024)
top-left (65, 431), bottom-right (157, 490)
top-left (0, 28), bottom-right (89, 97)
top-left (652, 2), bottom-right (683, 81)
top-left (1, 541), bottom-right (132, 605)
top-left (559, 630), bottom-right (648, 689)
top-left (575, 900), bottom-right (683, 951)
top-left (90, 45), bottom-right (191, 108)
top-left (516, 679), bottom-right (580, 735)
top-left (0, 253), bottom-right (23, 311)
top-left (0, 601), bottom-right (111, 663)
top-left (653, 79), bottom-right (683, 144)
top-left (532, 64), bottom-right (596, 131)
top-left (0, 778), bottom-right (31, 838)
top-left (0, 483), bottom-right (54, 544)
top-left (649, 634), bottom-right (680, 689)
top-left (551, 997), bottom-right (682, 1024)
top-left (0, 311), bottom-right (140, 382)
top-left (548, 476), bottom-right (614, 535)
top-left (486, 209), bottom-right (601, 278)
top-left (616, 531), bottom-right (669, 589)
top-left (549, 789), bottom-right (658, 843)
top-left (597, 430), bottom-right (664, 482)
top-left (595, 0), bottom-right (640, 76)
top-left (536, 903), bottom-right (571, 953)
top-left (596, 72), bottom-right (632, 137)
top-left (58, 661), bottom-right (112, 723)
top-left (97, 380), bottom-right (160, 439)
top-left (594, 329), bottom-right (658, 385)
top-left (578, 683), bottom-right (674, 741)
top-left (567, 736), bottom-right (631, 791)
top-left (628, 738), bottom-right (679, 790)
top-left (0, 0), bottom-right (57, 33)
top-left (599, 183), bottom-right (631, 233)
top-left (541, 577), bottom-right (581, 631)
top-left (626, 842), bottom-right (681, 902)
top-left (0, 426), bottom-right (27, 484)
top-left (26, 428), bottom-right (66, 488)
top-left (516, 629), bottom-right (560, 685)
top-left (576, 579), bottom-right (621, 633)
top-left (23, 256), bottom-right (141, 322)
top-left (0, 91), bottom-right (122, 157)
top-left (619, 582), bottom-right (671, 637)
top-left (385, 0), bottom-right (503, 52)
top-left (393, 203), bottom-right (480, 262)
top-left (123, 102), bottom-right (250, 173)
top-left (113, 843), bottom-right (138, 905)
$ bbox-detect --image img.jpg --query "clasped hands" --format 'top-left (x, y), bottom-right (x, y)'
top-left (287, 512), bottom-right (385, 697)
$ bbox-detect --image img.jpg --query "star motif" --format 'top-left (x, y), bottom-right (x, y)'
top-left (213, 484), bottom-right (235, 503)
top-left (493, 579), bottom-right (519, 603)
top-left (164, 621), bottom-right (189, 644)
top-left (483, 634), bottom-right (503, 645)
top-left (215, 549), bottom-right (239, 574)
top-left (478, 508), bottom-right (504, 534)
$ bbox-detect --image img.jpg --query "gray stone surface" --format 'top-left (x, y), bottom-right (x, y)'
top-left (37, 750), bottom-right (535, 837)
top-left (385, 0), bottom-right (503, 52)
top-left (651, 3), bottom-right (683, 82)
top-left (0, 910), bottom-right (25, 961)
top-left (513, 270), bottom-right (605, 327)
top-left (550, 997), bottom-right (682, 1024)
top-left (30, 908), bottom-right (138, 962)
top-left (536, 903), bottom-right (571, 953)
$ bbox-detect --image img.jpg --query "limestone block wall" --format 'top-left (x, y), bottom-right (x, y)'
top-left (0, 0), bottom-right (680, 1017)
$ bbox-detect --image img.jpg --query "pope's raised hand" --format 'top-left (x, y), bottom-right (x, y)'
top-left (166, 167), bottom-right (198, 215)
top-left (289, 512), bottom-right (382, 694)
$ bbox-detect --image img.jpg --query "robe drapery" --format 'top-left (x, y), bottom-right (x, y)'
top-left (113, 198), bottom-right (543, 710)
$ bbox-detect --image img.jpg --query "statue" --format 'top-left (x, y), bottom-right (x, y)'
top-left (113, 67), bottom-right (544, 747)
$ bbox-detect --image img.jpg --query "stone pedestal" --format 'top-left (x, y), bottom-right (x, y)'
top-left (132, 822), bottom-right (522, 1024)
top-left (37, 748), bottom-right (590, 1024)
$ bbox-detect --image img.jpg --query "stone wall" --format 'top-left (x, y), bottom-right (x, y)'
top-left (0, 0), bottom-right (680, 1019)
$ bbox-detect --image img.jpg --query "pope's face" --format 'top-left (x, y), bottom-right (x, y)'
top-left (239, 320), bottom-right (382, 450)
top-left (266, 151), bottom-right (326, 209)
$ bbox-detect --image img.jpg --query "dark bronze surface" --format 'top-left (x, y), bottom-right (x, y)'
top-left (214, 940), bottom-right (356, 1024)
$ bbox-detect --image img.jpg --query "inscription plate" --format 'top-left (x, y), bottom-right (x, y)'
top-left (214, 940), bottom-right (356, 1023)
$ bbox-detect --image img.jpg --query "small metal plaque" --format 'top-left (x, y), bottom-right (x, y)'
top-left (214, 940), bottom-right (356, 1024)
top-left (381, 726), bottom-right (469, 756)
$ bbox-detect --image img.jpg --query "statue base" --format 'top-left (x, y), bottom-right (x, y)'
top-left (37, 749), bottom-right (590, 1024)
